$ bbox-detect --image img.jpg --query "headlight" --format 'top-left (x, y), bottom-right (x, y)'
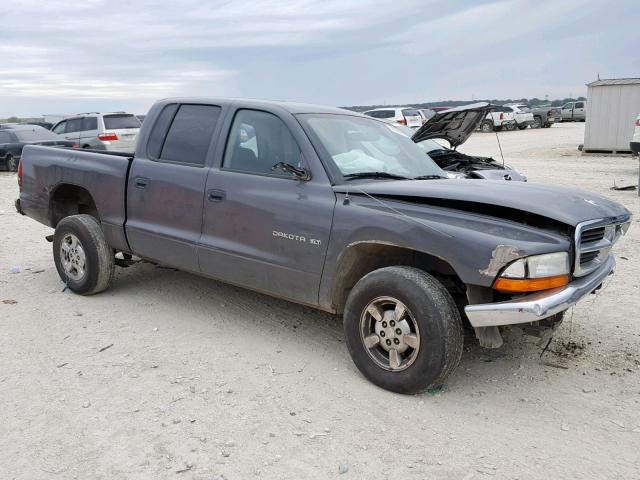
top-left (494, 252), bottom-right (570, 293)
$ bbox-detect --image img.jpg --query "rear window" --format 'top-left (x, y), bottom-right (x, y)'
top-left (14, 126), bottom-right (60, 141)
top-left (103, 114), bottom-right (141, 130)
top-left (375, 110), bottom-right (395, 119)
top-left (515, 106), bottom-right (531, 112)
top-left (157, 104), bottom-right (222, 166)
top-left (402, 109), bottom-right (419, 117)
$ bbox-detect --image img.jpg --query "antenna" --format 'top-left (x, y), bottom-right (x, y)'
top-left (495, 129), bottom-right (505, 167)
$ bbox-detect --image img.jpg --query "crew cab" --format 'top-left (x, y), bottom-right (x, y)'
top-left (16, 98), bottom-right (631, 394)
top-left (561, 101), bottom-right (587, 122)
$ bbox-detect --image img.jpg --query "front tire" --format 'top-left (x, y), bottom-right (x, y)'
top-left (53, 214), bottom-right (114, 295)
top-left (6, 154), bottom-right (18, 172)
top-left (343, 267), bottom-right (463, 394)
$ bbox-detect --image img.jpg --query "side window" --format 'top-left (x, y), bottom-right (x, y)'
top-left (157, 104), bottom-right (221, 166)
top-left (222, 109), bottom-right (301, 176)
top-left (378, 110), bottom-right (394, 119)
top-left (0, 131), bottom-right (12, 144)
top-left (147, 104), bottom-right (179, 159)
top-left (65, 118), bottom-right (83, 133)
top-left (82, 116), bottom-right (97, 131)
top-left (575, 102), bottom-right (584, 108)
top-left (52, 121), bottom-right (66, 134)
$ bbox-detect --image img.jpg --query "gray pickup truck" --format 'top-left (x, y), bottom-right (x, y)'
top-left (15, 98), bottom-right (631, 394)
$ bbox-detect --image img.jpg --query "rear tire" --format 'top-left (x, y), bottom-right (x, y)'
top-left (517, 125), bottom-right (527, 130)
top-left (53, 214), bottom-right (114, 295)
top-left (532, 117), bottom-right (542, 129)
top-left (6, 154), bottom-right (18, 172)
top-left (343, 266), bottom-right (463, 394)
top-left (480, 121), bottom-right (494, 133)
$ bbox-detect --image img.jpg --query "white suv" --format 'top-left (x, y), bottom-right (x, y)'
top-left (363, 107), bottom-right (423, 128)
top-left (52, 112), bottom-right (141, 151)
top-left (504, 104), bottom-right (535, 130)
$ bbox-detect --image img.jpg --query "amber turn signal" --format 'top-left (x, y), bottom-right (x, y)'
top-left (493, 274), bottom-right (569, 293)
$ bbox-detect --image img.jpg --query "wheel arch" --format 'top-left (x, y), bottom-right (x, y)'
top-left (49, 183), bottom-right (100, 227)
top-left (330, 241), bottom-right (465, 314)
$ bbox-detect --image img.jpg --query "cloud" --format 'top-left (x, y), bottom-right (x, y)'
top-left (0, 0), bottom-right (638, 116)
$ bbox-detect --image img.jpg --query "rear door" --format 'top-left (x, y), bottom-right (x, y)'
top-left (198, 107), bottom-right (335, 305)
top-left (126, 103), bottom-right (223, 272)
top-left (102, 114), bottom-right (141, 151)
top-left (79, 116), bottom-right (98, 148)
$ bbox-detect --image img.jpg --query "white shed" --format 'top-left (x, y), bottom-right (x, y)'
top-left (583, 78), bottom-right (640, 154)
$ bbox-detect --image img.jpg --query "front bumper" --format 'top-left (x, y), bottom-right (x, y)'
top-left (464, 255), bottom-right (615, 328)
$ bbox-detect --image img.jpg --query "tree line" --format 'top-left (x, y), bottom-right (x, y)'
top-left (343, 97), bottom-right (587, 112)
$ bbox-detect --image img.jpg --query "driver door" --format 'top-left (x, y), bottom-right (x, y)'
top-left (198, 108), bottom-right (335, 305)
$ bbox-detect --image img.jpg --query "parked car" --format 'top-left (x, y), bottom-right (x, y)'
top-left (51, 112), bottom-right (141, 151)
top-left (363, 107), bottom-right (423, 128)
top-left (480, 106), bottom-right (516, 132)
top-left (631, 113), bottom-right (640, 157)
top-left (0, 124), bottom-right (75, 171)
top-left (527, 106), bottom-right (561, 128)
top-left (393, 104), bottom-right (526, 181)
top-left (561, 101), bottom-right (586, 122)
top-left (504, 104), bottom-right (535, 130)
top-left (16, 97), bottom-right (631, 394)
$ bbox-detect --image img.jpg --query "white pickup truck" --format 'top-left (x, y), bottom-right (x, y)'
top-left (479, 106), bottom-right (516, 132)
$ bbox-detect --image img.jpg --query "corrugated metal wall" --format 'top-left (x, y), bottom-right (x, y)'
top-left (584, 84), bottom-right (640, 151)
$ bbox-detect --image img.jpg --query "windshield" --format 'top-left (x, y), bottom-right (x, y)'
top-left (13, 126), bottom-right (60, 141)
top-left (298, 114), bottom-right (446, 181)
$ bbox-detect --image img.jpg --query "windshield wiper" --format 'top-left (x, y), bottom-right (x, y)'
top-left (412, 175), bottom-right (446, 180)
top-left (343, 172), bottom-right (410, 181)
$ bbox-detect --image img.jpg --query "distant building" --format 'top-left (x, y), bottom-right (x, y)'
top-left (583, 78), bottom-right (640, 154)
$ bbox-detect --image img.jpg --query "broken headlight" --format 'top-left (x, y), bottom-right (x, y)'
top-left (494, 252), bottom-right (570, 293)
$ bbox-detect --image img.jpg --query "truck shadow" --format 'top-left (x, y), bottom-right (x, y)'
top-left (109, 261), bottom-right (625, 393)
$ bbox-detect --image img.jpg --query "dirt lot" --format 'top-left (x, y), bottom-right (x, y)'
top-left (1, 123), bottom-right (639, 479)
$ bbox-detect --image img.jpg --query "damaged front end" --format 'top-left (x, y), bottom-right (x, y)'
top-left (464, 217), bottom-right (630, 348)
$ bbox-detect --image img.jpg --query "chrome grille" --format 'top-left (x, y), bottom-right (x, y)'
top-left (574, 220), bottom-right (629, 277)
top-left (580, 226), bottom-right (605, 244)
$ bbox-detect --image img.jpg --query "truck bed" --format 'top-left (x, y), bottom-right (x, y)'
top-left (18, 145), bottom-right (133, 251)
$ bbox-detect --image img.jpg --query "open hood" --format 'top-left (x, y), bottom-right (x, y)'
top-left (411, 102), bottom-right (494, 148)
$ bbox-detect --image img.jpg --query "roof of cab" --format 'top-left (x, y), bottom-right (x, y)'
top-left (157, 97), bottom-right (359, 116)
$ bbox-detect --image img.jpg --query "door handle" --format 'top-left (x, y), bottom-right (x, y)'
top-left (207, 189), bottom-right (226, 202)
top-left (134, 177), bottom-right (149, 189)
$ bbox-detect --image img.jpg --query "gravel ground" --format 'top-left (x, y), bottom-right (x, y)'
top-left (1, 122), bottom-right (639, 479)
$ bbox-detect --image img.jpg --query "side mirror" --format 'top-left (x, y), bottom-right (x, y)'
top-left (271, 162), bottom-right (311, 181)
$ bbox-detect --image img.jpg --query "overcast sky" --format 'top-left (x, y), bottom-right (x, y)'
top-left (1, 0), bottom-right (638, 117)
